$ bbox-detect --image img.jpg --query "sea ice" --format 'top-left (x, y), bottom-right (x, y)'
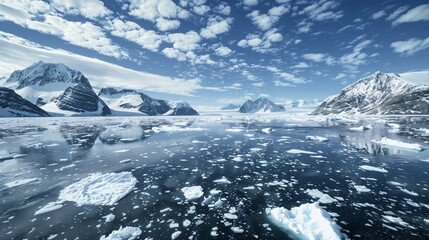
top-left (35, 201), bottom-right (64, 215)
top-left (171, 231), bottom-right (182, 239)
top-left (306, 136), bottom-right (329, 142)
top-left (181, 186), bottom-right (204, 200)
top-left (354, 185), bottom-right (371, 193)
top-left (382, 215), bottom-right (413, 228)
top-left (59, 172), bottom-right (137, 206)
top-left (371, 137), bottom-right (424, 151)
top-left (287, 149), bottom-right (318, 155)
top-left (213, 177), bottom-right (231, 184)
top-left (267, 202), bottom-right (343, 240)
top-left (5, 178), bottom-right (40, 188)
top-left (358, 165), bottom-right (388, 173)
top-left (305, 189), bottom-right (337, 204)
top-left (100, 226), bottom-right (142, 240)
top-left (349, 126), bottom-right (367, 132)
top-left (104, 213), bottom-right (115, 223)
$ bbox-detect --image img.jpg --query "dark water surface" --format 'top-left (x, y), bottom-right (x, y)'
top-left (0, 115), bottom-right (428, 240)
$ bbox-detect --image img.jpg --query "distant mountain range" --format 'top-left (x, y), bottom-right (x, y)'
top-left (312, 72), bottom-right (429, 115)
top-left (1, 61), bottom-right (198, 117)
top-left (221, 104), bottom-right (240, 110)
top-left (238, 97), bottom-right (285, 113)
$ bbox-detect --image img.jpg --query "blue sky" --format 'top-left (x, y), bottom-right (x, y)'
top-left (0, 0), bottom-right (428, 109)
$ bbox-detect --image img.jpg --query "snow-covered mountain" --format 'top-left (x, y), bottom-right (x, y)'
top-left (238, 97), bottom-right (285, 113)
top-left (4, 61), bottom-right (111, 116)
top-left (221, 104), bottom-right (240, 110)
top-left (312, 71), bottom-right (429, 115)
top-left (0, 87), bottom-right (50, 117)
top-left (98, 88), bottom-right (198, 116)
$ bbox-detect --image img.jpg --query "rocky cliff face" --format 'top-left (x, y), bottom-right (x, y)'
top-left (312, 72), bottom-right (429, 115)
top-left (98, 88), bottom-right (198, 116)
top-left (0, 87), bottom-right (50, 117)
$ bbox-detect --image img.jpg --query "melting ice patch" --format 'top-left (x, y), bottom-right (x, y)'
top-left (267, 202), bottom-right (344, 240)
top-left (306, 136), bottom-right (329, 142)
top-left (371, 137), bottom-right (424, 151)
top-left (59, 172), bottom-right (137, 206)
top-left (100, 226), bottom-right (142, 240)
top-left (305, 189), bottom-right (337, 204)
top-left (287, 149), bottom-right (318, 155)
top-left (152, 125), bottom-right (206, 133)
top-left (358, 165), bottom-right (388, 173)
top-left (181, 186), bottom-right (204, 200)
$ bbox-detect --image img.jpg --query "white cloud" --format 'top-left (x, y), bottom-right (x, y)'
top-left (200, 17), bottom-right (233, 39)
top-left (109, 18), bottom-right (162, 52)
top-left (265, 66), bottom-right (306, 84)
top-left (50, 0), bottom-right (111, 19)
top-left (0, 31), bottom-right (204, 96)
top-left (293, 62), bottom-right (309, 68)
top-left (335, 73), bottom-right (346, 80)
top-left (237, 28), bottom-right (283, 53)
top-left (217, 3), bottom-right (231, 15)
top-left (371, 10), bottom-right (385, 20)
top-left (274, 80), bottom-right (293, 87)
top-left (214, 45), bottom-right (232, 56)
top-left (167, 31), bottom-right (201, 51)
top-left (339, 40), bottom-right (372, 66)
top-left (391, 37), bottom-right (429, 55)
top-left (386, 6), bottom-right (409, 21)
top-left (247, 5), bottom-right (289, 30)
top-left (303, 53), bottom-right (335, 65)
top-left (243, 0), bottom-right (258, 7)
top-left (0, 1), bottom-right (126, 58)
top-left (299, 0), bottom-right (343, 21)
top-left (156, 18), bottom-right (180, 31)
top-left (193, 5), bottom-right (210, 15)
top-left (252, 82), bottom-right (264, 87)
top-left (393, 4), bottom-right (429, 25)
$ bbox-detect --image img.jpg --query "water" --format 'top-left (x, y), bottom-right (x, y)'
top-left (0, 114), bottom-right (428, 239)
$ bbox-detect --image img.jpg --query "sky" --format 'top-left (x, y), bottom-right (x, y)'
top-left (0, 0), bottom-right (428, 110)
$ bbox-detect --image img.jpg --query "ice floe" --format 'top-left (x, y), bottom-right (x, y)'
top-left (287, 149), bottom-right (318, 155)
top-left (59, 172), bottom-right (137, 206)
top-left (100, 226), bottom-right (142, 240)
top-left (35, 201), bottom-right (64, 215)
top-left (305, 189), bottom-right (337, 204)
top-left (181, 186), bottom-right (204, 200)
top-left (306, 136), bottom-right (329, 142)
top-left (5, 178), bottom-right (40, 188)
top-left (358, 165), bottom-right (388, 173)
top-left (354, 185), bottom-right (371, 193)
top-left (371, 137), bottom-right (424, 151)
top-left (267, 202), bottom-right (344, 240)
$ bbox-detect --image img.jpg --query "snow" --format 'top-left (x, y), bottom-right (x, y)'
top-left (305, 189), bottom-right (337, 204)
top-left (5, 178), bottom-right (40, 188)
top-left (59, 172), bottom-right (137, 206)
top-left (358, 165), bottom-right (388, 173)
top-left (267, 202), bottom-right (343, 240)
top-left (100, 226), bottom-right (142, 240)
top-left (287, 149), bottom-right (318, 155)
top-left (306, 136), bottom-right (329, 142)
top-left (371, 137), bottom-right (424, 151)
top-left (181, 186), bottom-right (204, 200)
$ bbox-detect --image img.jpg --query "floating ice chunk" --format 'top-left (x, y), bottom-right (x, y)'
top-left (382, 215), bottom-right (413, 229)
top-left (153, 125), bottom-right (206, 133)
top-left (224, 213), bottom-right (238, 220)
top-left (181, 186), bottom-right (204, 200)
top-left (100, 226), bottom-right (142, 240)
top-left (171, 231), bottom-right (182, 239)
top-left (306, 136), bottom-right (329, 142)
top-left (35, 201), bottom-right (63, 215)
top-left (305, 189), bottom-right (337, 204)
top-left (231, 227), bottom-right (244, 233)
top-left (183, 219), bottom-right (191, 227)
top-left (5, 178), bottom-right (40, 188)
top-left (371, 137), bottom-right (424, 151)
top-left (59, 172), bottom-right (137, 206)
top-left (225, 128), bottom-right (244, 132)
top-left (349, 126), bottom-right (368, 132)
top-left (104, 214), bottom-right (115, 223)
top-left (267, 203), bottom-right (343, 240)
top-left (214, 177), bottom-right (231, 184)
top-left (358, 165), bottom-right (388, 173)
top-left (287, 149), bottom-right (318, 155)
top-left (354, 185), bottom-right (371, 193)
top-left (399, 187), bottom-right (419, 196)
top-left (386, 123), bottom-right (400, 129)
top-left (114, 149), bottom-right (130, 153)
top-left (261, 128), bottom-right (272, 134)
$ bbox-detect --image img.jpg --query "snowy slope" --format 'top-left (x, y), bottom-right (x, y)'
top-left (313, 71), bottom-right (429, 115)
top-left (4, 61), bottom-right (111, 116)
top-left (98, 88), bottom-right (198, 116)
top-left (0, 87), bottom-right (50, 117)
top-left (238, 97), bottom-right (285, 113)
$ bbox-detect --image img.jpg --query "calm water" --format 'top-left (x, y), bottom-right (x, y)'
top-left (0, 115), bottom-right (428, 240)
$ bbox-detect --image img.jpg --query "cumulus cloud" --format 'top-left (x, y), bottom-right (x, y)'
top-left (0, 31), bottom-right (203, 96)
top-left (50, 0), bottom-right (111, 19)
top-left (391, 37), bottom-right (429, 55)
top-left (200, 17), bottom-right (233, 39)
top-left (247, 5), bottom-right (289, 30)
top-left (392, 4), bottom-right (429, 25)
top-left (213, 44), bottom-right (232, 56)
top-left (237, 28), bottom-right (283, 52)
top-left (108, 18), bottom-right (163, 52)
top-left (303, 53), bottom-right (335, 65)
top-left (156, 18), bottom-right (181, 31)
top-left (243, 0), bottom-right (258, 7)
